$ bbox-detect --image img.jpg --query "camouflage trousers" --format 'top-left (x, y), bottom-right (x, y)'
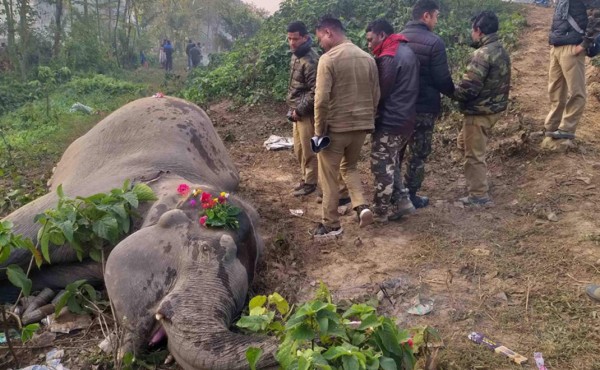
top-left (396, 113), bottom-right (437, 196)
top-left (371, 131), bottom-right (410, 216)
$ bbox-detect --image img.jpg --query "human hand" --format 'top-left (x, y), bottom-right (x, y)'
top-left (573, 45), bottom-right (585, 56)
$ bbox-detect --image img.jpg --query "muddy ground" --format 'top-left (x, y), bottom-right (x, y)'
top-left (2, 4), bottom-right (600, 370)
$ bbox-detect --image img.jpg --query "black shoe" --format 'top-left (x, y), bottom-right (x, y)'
top-left (545, 130), bottom-right (575, 140)
top-left (338, 197), bottom-right (351, 207)
top-left (293, 184), bottom-right (317, 196)
top-left (410, 194), bottom-right (430, 209)
top-left (312, 223), bottom-right (343, 238)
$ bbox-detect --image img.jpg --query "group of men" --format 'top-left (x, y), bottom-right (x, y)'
top-left (186, 39), bottom-right (204, 69)
top-left (286, 0), bottom-right (512, 237)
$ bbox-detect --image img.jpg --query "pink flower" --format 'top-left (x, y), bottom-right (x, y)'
top-left (199, 216), bottom-right (207, 226)
top-left (218, 196), bottom-right (226, 204)
top-left (189, 199), bottom-right (197, 207)
top-left (201, 192), bottom-right (212, 203)
top-left (177, 184), bottom-right (190, 196)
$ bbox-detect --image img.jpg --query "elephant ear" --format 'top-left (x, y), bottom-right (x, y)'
top-left (230, 198), bottom-right (263, 285)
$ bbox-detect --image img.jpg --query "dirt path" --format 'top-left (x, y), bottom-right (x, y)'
top-left (212, 5), bottom-right (600, 369)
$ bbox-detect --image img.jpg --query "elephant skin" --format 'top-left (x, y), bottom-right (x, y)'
top-left (0, 97), bottom-right (277, 369)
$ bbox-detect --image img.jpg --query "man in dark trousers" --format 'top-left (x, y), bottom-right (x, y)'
top-left (366, 19), bottom-right (420, 223)
top-left (163, 40), bottom-right (174, 72)
top-left (186, 39), bottom-right (195, 70)
top-left (190, 43), bottom-right (203, 68)
top-left (400, 0), bottom-right (454, 208)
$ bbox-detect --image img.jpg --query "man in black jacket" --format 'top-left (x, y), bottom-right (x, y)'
top-left (400, 0), bottom-right (454, 208)
top-left (544, 0), bottom-right (600, 141)
top-left (367, 19), bottom-right (420, 223)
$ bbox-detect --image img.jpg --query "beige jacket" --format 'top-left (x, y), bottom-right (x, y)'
top-left (314, 40), bottom-right (380, 136)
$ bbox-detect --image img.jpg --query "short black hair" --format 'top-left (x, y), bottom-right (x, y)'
top-left (287, 21), bottom-right (308, 36)
top-left (316, 16), bottom-right (346, 33)
top-left (366, 19), bottom-right (394, 36)
top-left (471, 11), bottom-right (499, 34)
top-left (412, 0), bottom-right (440, 21)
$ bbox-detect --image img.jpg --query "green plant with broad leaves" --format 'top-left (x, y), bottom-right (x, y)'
top-left (237, 283), bottom-right (441, 370)
top-left (0, 180), bottom-right (156, 300)
top-left (35, 180), bottom-right (157, 263)
top-left (20, 323), bottom-right (40, 342)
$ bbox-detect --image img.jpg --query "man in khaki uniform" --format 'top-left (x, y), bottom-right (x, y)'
top-left (286, 21), bottom-right (319, 196)
top-left (453, 11), bottom-right (510, 206)
top-left (544, 0), bottom-right (600, 140)
top-left (313, 16), bottom-right (380, 237)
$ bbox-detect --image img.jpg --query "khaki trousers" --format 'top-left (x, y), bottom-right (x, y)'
top-left (293, 115), bottom-right (318, 185)
top-left (458, 113), bottom-right (501, 198)
top-left (544, 45), bottom-right (587, 134)
top-left (318, 131), bottom-right (368, 228)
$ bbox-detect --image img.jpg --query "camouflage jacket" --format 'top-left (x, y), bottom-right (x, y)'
top-left (286, 38), bottom-right (319, 117)
top-left (454, 33), bottom-right (511, 115)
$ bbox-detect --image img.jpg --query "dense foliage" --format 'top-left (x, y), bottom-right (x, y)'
top-left (182, 0), bottom-right (525, 106)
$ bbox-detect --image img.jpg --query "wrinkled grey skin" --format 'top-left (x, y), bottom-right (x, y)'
top-left (0, 97), bottom-right (277, 369)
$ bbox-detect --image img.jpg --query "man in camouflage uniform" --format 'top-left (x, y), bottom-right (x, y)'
top-left (400, 0), bottom-right (455, 209)
top-left (286, 21), bottom-right (319, 196)
top-left (453, 11), bottom-right (510, 205)
top-left (366, 19), bottom-right (420, 223)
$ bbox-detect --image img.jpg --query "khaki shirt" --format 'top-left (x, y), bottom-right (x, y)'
top-left (314, 40), bottom-right (380, 136)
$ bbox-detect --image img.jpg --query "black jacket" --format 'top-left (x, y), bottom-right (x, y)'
top-left (375, 41), bottom-right (420, 137)
top-left (400, 21), bottom-right (454, 114)
top-left (549, 0), bottom-right (600, 47)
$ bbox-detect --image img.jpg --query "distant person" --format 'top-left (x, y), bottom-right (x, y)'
top-left (366, 19), bottom-right (419, 223)
top-left (159, 40), bottom-right (166, 68)
top-left (544, 0), bottom-right (600, 141)
top-left (140, 51), bottom-right (148, 68)
top-left (186, 39), bottom-right (195, 69)
top-left (312, 16), bottom-right (380, 237)
top-left (452, 11), bottom-right (511, 206)
top-left (399, 0), bottom-right (455, 209)
top-left (163, 39), bottom-right (174, 72)
top-left (286, 21), bottom-right (319, 197)
top-left (189, 43), bottom-right (203, 68)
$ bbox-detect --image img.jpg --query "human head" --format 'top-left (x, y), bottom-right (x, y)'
top-left (287, 21), bottom-right (309, 52)
top-left (412, 0), bottom-right (440, 31)
top-left (470, 11), bottom-right (499, 43)
top-left (366, 19), bottom-right (394, 52)
top-left (315, 16), bottom-right (346, 52)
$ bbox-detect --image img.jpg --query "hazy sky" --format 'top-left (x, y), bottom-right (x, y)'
top-left (244, 0), bottom-right (283, 14)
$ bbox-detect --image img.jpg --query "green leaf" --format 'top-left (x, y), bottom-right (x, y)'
top-left (123, 352), bottom-right (135, 366)
top-left (67, 296), bottom-right (83, 314)
top-left (0, 245), bottom-right (10, 264)
top-left (21, 323), bottom-right (40, 343)
top-left (249, 295), bottom-right (267, 310)
top-left (49, 231), bottom-right (65, 246)
top-left (40, 232), bottom-right (51, 263)
top-left (245, 347), bottom-right (263, 370)
top-left (132, 183), bottom-right (157, 202)
top-left (357, 314), bottom-right (381, 331)
top-left (58, 221), bottom-right (74, 243)
top-left (236, 312), bottom-right (274, 332)
top-left (7, 265), bottom-right (32, 296)
top-left (268, 292), bottom-right (289, 315)
top-left (89, 248), bottom-right (102, 262)
top-left (54, 290), bottom-right (72, 315)
top-left (379, 356), bottom-right (397, 370)
top-left (122, 179), bottom-right (132, 192)
top-left (93, 215), bottom-right (119, 244)
top-left (290, 323), bottom-right (315, 341)
top-left (341, 354), bottom-right (359, 370)
top-left (82, 283), bottom-right (97, 301)
top-left (57, 184), bottom-right (64, 198)
top-left (121, 192), bottom-right (139, 208)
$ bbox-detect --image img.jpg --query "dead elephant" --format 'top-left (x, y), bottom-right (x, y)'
top-left (0, 96), bottom-right (277, 369)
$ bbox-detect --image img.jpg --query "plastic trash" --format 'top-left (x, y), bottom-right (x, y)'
top-left (263, 135), bottom-right (293, 151)
top-left (407, 296), bottom-right (434, 315)
top-left (69, 102), bottom-right (94, 114)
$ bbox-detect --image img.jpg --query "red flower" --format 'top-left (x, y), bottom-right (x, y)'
top-left (201, 192), bottom-right (212, 203)
top-left (199, 216), bottom-right (207, 226)
top-left (177, 184), bottom-right (190, 196)
top-left (218, 196), bottom-right (226, 204)
top-left (407, 338), bottom-right (413, 348)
